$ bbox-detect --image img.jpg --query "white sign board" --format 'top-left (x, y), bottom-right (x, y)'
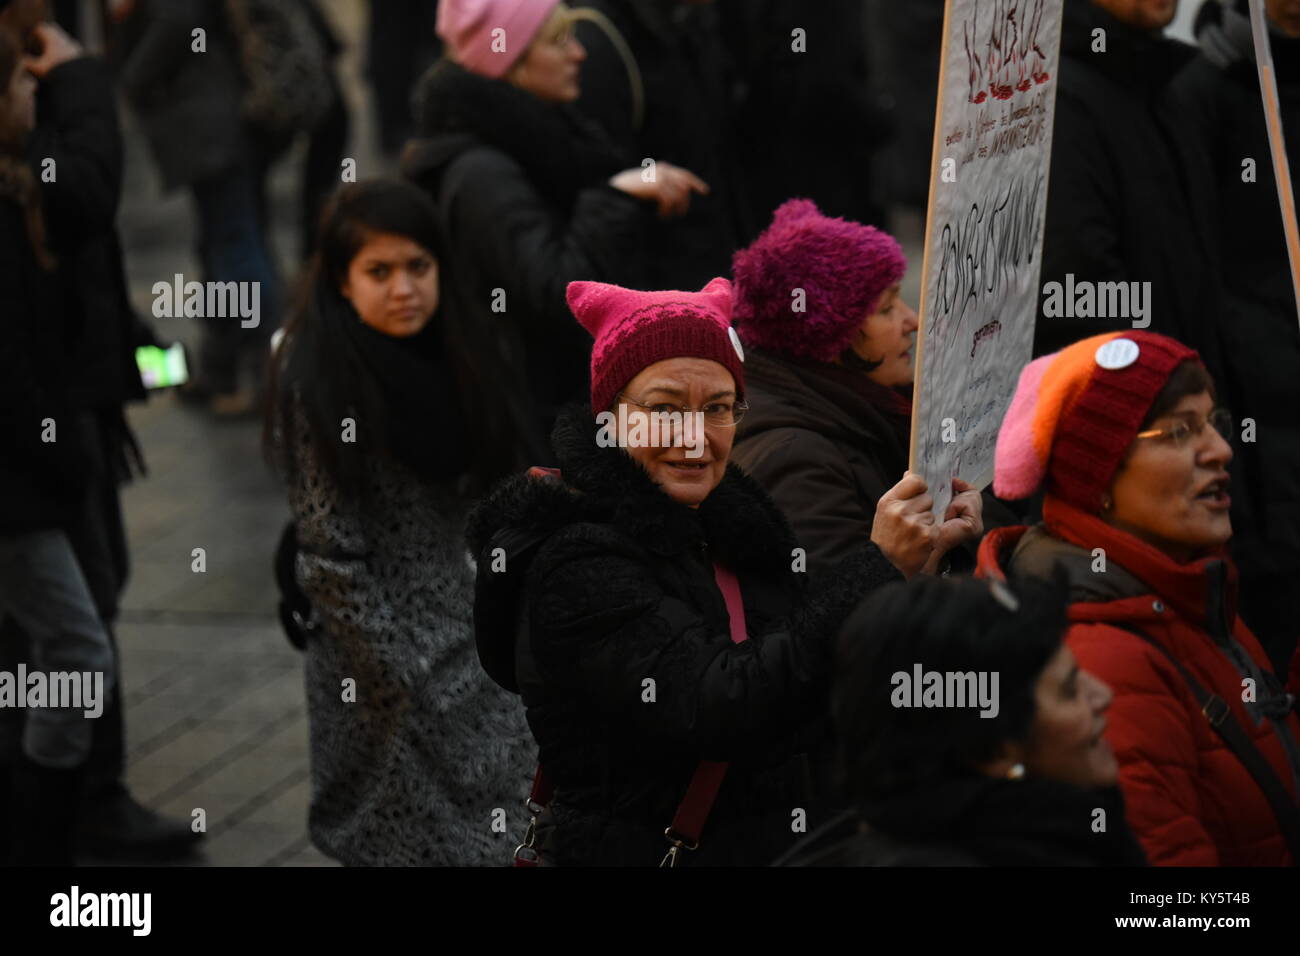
top-left (909, 0), bottom-right (1064, 515)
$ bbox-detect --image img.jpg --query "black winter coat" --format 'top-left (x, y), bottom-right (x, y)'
top-left (781, 776), bottom-right (1148, 867)
top-left (0, 199), bottom-right (91, 535)
top-left (31, 56), bottom-right (147, 415)
top-left (1171, 1), bottom-right (1300, 674)
top-left (573, 0), bottom-right (744, 288)
top-left (1035, 0), bottom-right (1225, 389)
top-left (467, 406), bottom-right (903, 866)
top-left (117, 0), bottom-right (249, 191)
top-left (403, 60), bottom-right (651, 488)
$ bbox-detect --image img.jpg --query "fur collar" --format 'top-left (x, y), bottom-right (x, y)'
top-left (467, 405), bottom-right (797, 578)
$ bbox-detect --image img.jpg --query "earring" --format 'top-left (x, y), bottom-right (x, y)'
top-left (1006, 763), bottom-right (1025, 780)
top-left (1101, 495), bottom-right (1113, 512)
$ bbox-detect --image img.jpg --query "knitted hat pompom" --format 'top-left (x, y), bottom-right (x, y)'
top-left (731, 199), bottom-right (907, 364)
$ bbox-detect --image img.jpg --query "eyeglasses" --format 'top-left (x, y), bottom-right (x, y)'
top-left (1135, 408), bottom-right (1234, 446)
top-left (617, 395), bottom-right (749, 427)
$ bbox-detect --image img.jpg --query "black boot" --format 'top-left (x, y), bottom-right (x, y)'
top-left (77, 782), bottom-right (204, 862)
top-left (7, 755), bottom-right (84, 866)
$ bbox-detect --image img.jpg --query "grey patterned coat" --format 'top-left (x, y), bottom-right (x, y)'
top-left (286, 412), bottom-right (534, 866)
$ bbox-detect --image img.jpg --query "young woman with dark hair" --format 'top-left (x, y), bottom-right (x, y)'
top-left (785, 574), bottom-right (1146, 867)
top-left (267, 179), bottom-right (533, 866)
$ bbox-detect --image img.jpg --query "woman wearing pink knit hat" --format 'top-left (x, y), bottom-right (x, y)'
top-left (403, 0), bottom-right (707, 488)
top-left (977, 331), bottom-right (1300, 867)
top-left (730, 199), bottom-right (989, 579)
top-left (467, 276), bottom-right (911, 866)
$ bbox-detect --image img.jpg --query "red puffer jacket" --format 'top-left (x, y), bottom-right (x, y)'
top-left (977, 495), bottom-right (1300, 866)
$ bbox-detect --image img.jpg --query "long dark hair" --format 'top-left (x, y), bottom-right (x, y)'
top-left (264, 179), bottom-right (446, 499)
top-left (0, 27), bottom-right (54, 270)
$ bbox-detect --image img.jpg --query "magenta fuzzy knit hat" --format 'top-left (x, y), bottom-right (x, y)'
top-left (994, 331), bottom-right (1202, 512)
top-left (436, 0), bottom-right (561, 79)
top-left (731, 199), bottom-right (907, 363)
top-left (566, 278), bottom-right (745, 416)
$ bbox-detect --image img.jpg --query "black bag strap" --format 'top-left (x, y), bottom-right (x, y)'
top-left (1114, 623), bottom-right (1300, 864)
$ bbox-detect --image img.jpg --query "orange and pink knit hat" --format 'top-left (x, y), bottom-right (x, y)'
top-left (994, 331), bottom-right (1203, 512)
top-left (566, 277), bottom-right (745, 416)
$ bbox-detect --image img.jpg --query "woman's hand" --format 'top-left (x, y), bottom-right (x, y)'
top-left (920, 478), bottom-right (985, 575)
top-left (25, 22), bottom-right (84, 79)
top-left (610, 162), bottom-right (709, 219)
top-left (870, 472), bottom-right (938, 579)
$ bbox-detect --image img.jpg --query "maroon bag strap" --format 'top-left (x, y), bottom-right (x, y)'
top-left (660, 562), bottom-right (748, 867)
top-left (515, 562), bottom-right (748, 867)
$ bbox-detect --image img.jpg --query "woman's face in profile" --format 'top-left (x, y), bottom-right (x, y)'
top-left (507, 8), bottom-right (585, 104)
top-left (341, 232), bottom-right (439, 338)
top-left (1020, 645), bottom-right (1119, 789)
top-left (1105, 390), bottom-right (1233, 562)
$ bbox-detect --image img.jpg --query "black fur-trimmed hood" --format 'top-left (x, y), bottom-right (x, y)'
top-left (466, 404), bottom-right (800, 691)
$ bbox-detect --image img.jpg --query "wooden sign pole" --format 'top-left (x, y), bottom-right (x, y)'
top-left (1248, 0), bottom-right (1300, 331)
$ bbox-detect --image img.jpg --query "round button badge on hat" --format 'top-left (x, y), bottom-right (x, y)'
top-left (1095, 337), bottom-right (1140, 370)
top-left (728, 326), bottom-right (745, 362)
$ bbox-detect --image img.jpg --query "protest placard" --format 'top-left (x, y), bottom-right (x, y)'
top-left (909, 0), bottom-right (1065, 515)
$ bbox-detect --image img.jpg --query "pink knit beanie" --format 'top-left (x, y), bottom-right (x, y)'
top-left (566, 278), bottom-right (745, 416)
top-left (436, 0), bottom-right (561, 79)
top-left (731, 199), bottom-right (907, 363)
top-left (994, 331), bottom-right (1202, 512)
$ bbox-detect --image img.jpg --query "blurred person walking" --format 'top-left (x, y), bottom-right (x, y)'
top-left (978, 331), bottom-right (1300, 866)
top-left (117, 0), bottom-right (346, 416)
top-left (1170, 0), bottom-right (1300, 677)
top-left (784, 575), bottom-right (1147, 867)
top-left (467, 277), bottom-right (939, 866)
top-left (0, 0), bottom-right (200, 862)
top-left (266, 180), bottom-right (534, 866)
top-left (402, 0), bottom-right (706, 489)
top-left (0, 23), bottom-right (115, 867)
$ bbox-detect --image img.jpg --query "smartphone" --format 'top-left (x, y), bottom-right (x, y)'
top-left (135, 343), bottom-right (190, 389)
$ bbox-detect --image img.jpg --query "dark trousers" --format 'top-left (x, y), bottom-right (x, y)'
top-left (191, 152), bottom-right (280, 395)
top-left (0, 415), bottom-right (128, 794)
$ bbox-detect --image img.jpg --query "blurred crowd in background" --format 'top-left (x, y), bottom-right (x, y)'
top-left (2, 0), bottom-right (1299, 870)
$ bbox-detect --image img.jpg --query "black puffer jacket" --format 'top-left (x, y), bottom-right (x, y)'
top-left (403, 60), bottom-right (650, 488)
top-left (466, 405), bottom-right (902, 866)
